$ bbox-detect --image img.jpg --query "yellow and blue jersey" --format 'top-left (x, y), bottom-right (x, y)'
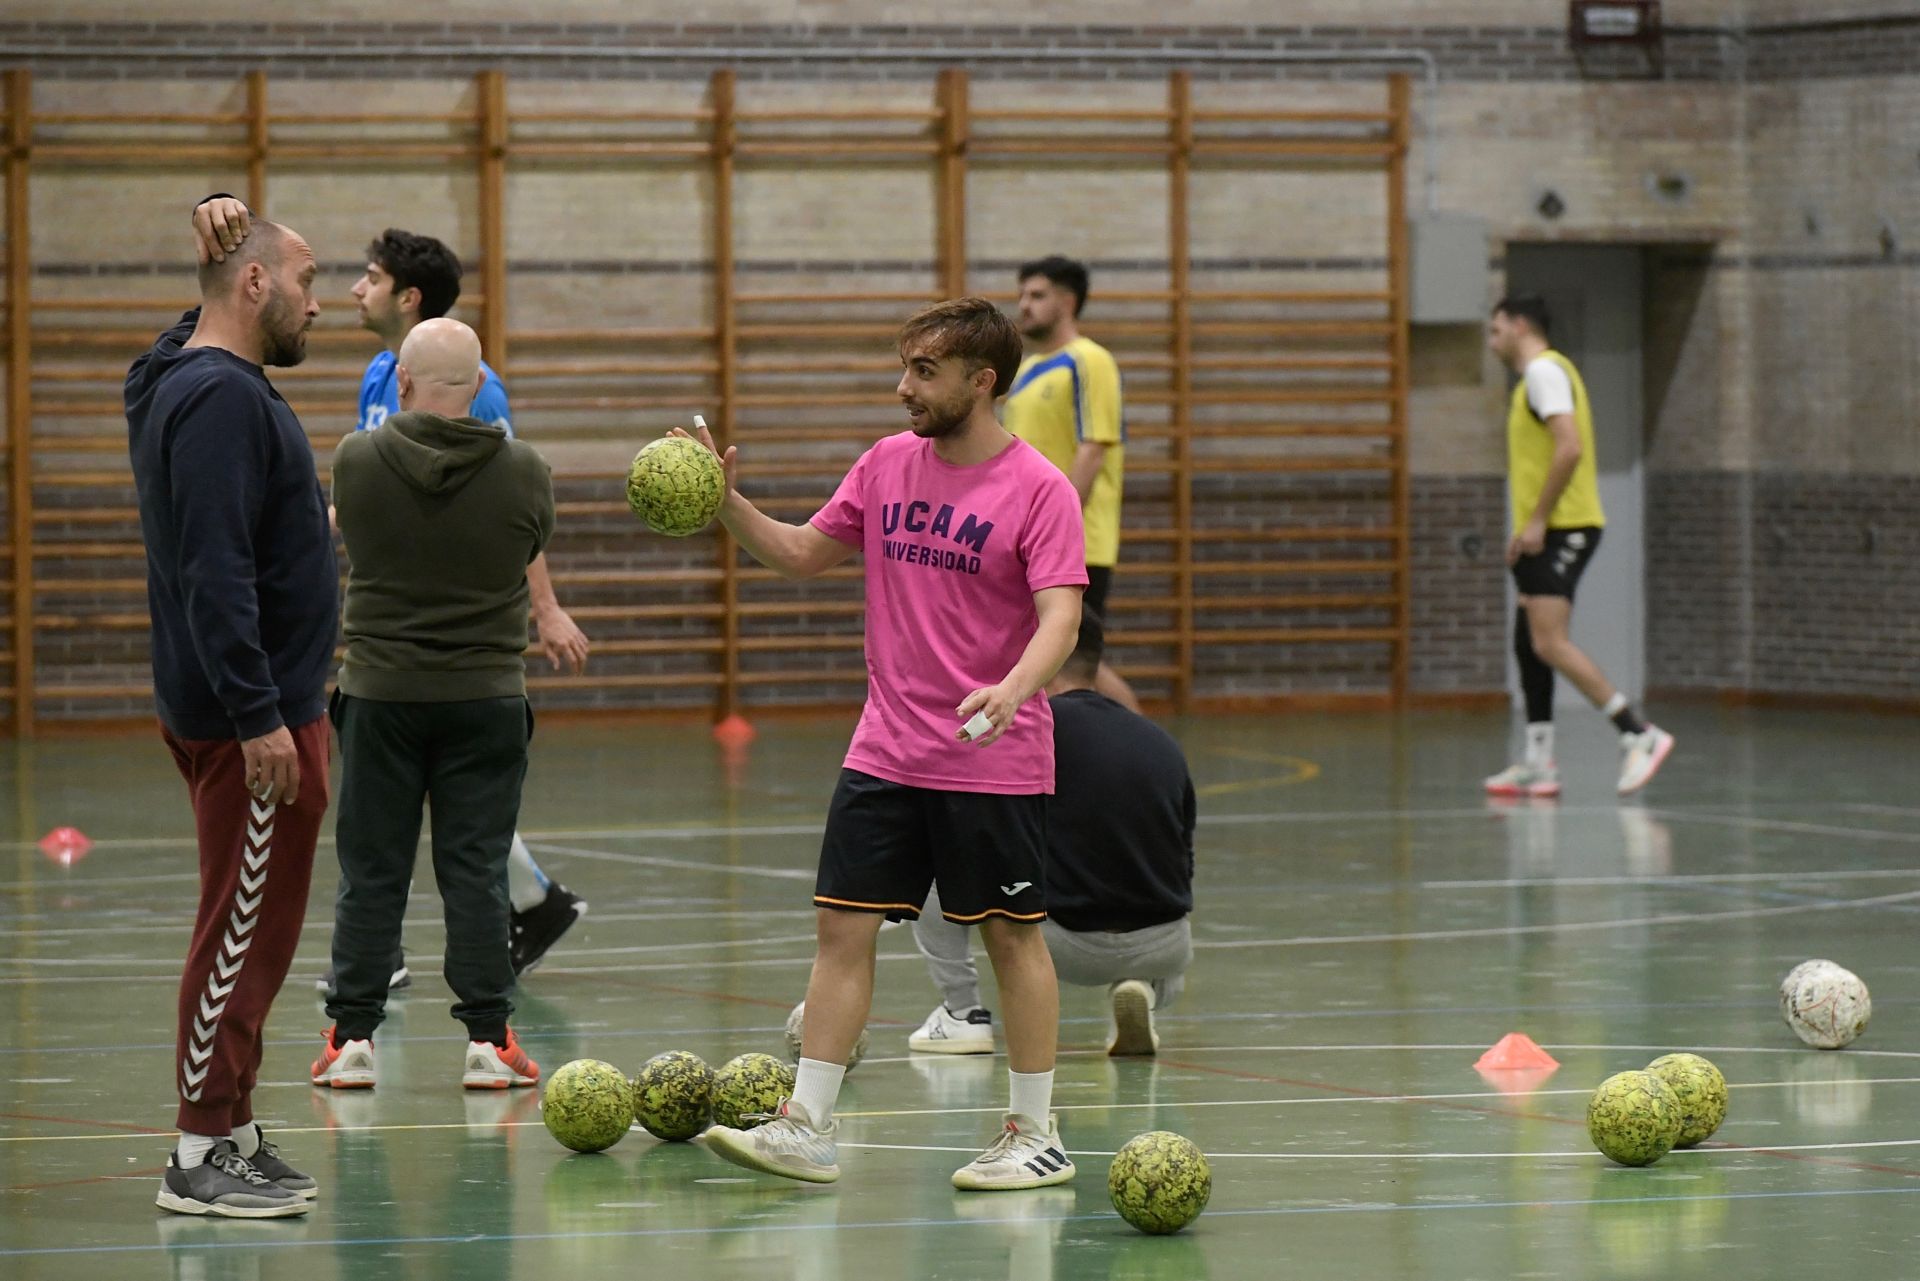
top-left (1002, 336), bottom-right (1124, 568)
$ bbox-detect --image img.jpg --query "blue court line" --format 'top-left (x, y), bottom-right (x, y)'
top-left (7, 1184), bottom-right (1920, 1258)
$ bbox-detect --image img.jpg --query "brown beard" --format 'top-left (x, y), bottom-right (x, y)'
top-left (259, 285), bottom-right (309, 368)
top-left (911, 387), bottom-right (973, 438)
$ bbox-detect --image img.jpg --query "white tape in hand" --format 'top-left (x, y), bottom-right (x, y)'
top-left (694, 414), bottom-right (708, 431)
top-left (962, 710), bottom-right (993, 741)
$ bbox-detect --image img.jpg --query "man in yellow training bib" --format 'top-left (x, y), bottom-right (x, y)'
top-left (1485, 296), bottom-right (1674, 799)
top-left (1004, 256), bottom-right (1138, 711)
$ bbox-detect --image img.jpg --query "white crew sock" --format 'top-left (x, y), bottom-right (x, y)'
top-left (1008, 1069), bottom-right (1055, 1125)
top-left (792, 1057), bottom-right (847, 1127)
top-left (1525, 722), bottom-right (1555, 770)
top-left (176, 1131), bottom-right (225, 1169)
top-left (507, 833), bottom-right (550, 912)
top-left (1602, 692), bottom-right (1628, 718)
top-left (232, 1121), bottom-right (262, 1158)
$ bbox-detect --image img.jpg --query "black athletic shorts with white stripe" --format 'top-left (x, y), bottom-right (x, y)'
top-left (814, 769), bottom-right (1048, 924)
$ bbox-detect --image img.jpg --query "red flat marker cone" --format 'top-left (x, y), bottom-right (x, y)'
top-left (1475, 1064), bottom-right (1560, 1095)
top-left (712, 714), bottom-right (757, 750)
top-left (1475, 1032), bottom-right (1559, 1072)
top-left (37, 826), bottom-right (94, 866)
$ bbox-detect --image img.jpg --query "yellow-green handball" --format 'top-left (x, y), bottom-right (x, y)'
top-left (1645, 1053), bottom-right (1728, 1147)
top-left (711, 1052), bottom-right (795, 1130)
top-left (626, 429), bottom-right (726, 537)
top-left (631, 1050), bottom-right (714, 1142)
top-left (1107, 1131), bottom-right (1212, 1235)
top-left (1587, 1070), bottom-right (1682, 1167)
top-left (541, 1058), bottom-right (633, 1153)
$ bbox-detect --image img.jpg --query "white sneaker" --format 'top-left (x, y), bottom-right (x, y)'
top-left (909, 1004), bottom-right (995, 1055)
top-left (1107, 980), bottom-right (1159, 1057)
top-left (1617, 726), bottom-right (1675, 795)
top-left (461, 1028), bottom-right (540, 1090)
top-left (704, 1099), bottom-right (840, 1184)
top-left (1484, 762), bottom-right (1561, 799)
top-left (310, 1028), bottom-right (376, 1089)
top-left (951, 1113), bottom-right (1075, 1190)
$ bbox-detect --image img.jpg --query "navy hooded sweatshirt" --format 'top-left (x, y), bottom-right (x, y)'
top-left (126, 308), bottom-right (339, 740)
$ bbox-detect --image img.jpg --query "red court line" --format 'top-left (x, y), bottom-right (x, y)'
top-left (0, 1110), bottom-right (171, 1136)
top-left (6, 1164), bottom-right (167, 1194)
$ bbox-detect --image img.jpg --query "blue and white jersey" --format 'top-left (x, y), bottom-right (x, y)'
top-left (356, 350), bottom-right (513, 435)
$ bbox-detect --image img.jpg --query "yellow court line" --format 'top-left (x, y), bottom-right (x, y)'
top-left (1196, 751), bottom-right (1321, 797)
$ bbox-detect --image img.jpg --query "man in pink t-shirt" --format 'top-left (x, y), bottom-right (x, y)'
top-left (684, 298), bottom-right (1086, 1192)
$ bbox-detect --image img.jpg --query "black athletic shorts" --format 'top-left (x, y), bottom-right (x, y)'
top-left (1511, 526), bottom-right (1602, 599)
top-left (815, 769), bottom-right (1048, 924)
top-left (1084, 565), bottom-right (1113, 618)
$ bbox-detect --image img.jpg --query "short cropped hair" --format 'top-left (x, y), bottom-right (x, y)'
top-left (196, 219), bottom-right (290, 297)
top-left (1493, 294), bottom-right (1551, 338)
top-left (897, 297), bottom-right (1024, 400)
top-left (1062, 606), bottom-right (1106, 676)
top-left (1018, 254), bottom-right (1090, 316)
top-left (367, 229), bottom-right (463, 320)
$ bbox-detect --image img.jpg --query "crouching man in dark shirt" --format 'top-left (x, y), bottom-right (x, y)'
top-left (910, 609), bottom-right (1195, 1057)
top-left (309, 317), bottom-right (555, 1093)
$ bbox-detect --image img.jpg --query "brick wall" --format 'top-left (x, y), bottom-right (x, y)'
top-left (1751, 474), bottom-right (1920, 700)
top-left (4, 10), bottom-right (1919, 719)
top-left (1409, 475), bottom-right (1509, 695)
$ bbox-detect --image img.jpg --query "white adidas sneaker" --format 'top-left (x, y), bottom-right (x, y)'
top-left (908, 1004), bottom-right (995, 1055)
top-left (704, 1099), bottom-right (841, 1184)
top-left (951, 1113), bottom-right (1074, 1190)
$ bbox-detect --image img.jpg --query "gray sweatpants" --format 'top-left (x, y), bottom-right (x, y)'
top-left (913, 885), bottom-right (1191, 1014)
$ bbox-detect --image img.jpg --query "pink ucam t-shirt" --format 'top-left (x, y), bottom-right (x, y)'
top-left (810, 431), bottom-right (1088, 795)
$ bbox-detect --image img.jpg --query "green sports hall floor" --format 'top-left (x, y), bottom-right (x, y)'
top-left (4, 703), bottom-right (1919, 1281)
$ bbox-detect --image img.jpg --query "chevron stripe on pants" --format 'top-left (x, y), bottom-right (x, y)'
top-left (164, 716), bottom-right (331, 1135)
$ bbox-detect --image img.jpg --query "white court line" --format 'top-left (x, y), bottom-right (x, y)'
top-left (4, 905), bottom-right (813, 940)
top-left (1426, 867), bottom-right (1920, 889)
top-left (1839, 804), bottom-right (1920, 818)
top-left (525, 839), bottom-right (812, 881)
top-left (9, 873), bottom-right (1920, 985)
top-left (841, 1138), bottom-right (1920, 1161)
top-left (10, 883), bottom-right (1920, 981)
top-left (8, 803), bottom-right (1918, 862)
top-left (1194, 886), bottom-right (1920, 948)
top-left (0, 929), bottom-right (823, 969)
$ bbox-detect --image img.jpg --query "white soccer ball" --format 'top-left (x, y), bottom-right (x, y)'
top-left (1782, 961), bottom-right (1871, 1049)
top-left (784, 1001), bottom-right (869, 1072)
top-left (1779, 959), bottom-right (1841, 1022)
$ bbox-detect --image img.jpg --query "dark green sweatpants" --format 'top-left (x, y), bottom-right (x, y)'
top-left (326, 692), bottom-right (530, 1044)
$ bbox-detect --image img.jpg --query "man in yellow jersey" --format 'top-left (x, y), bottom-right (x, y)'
top-left (1005, 256), bottom-right (1139, 711)
top-left (1485, 296), bottom-right (1674, 798)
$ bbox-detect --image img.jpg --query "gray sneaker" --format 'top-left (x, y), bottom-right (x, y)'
top-left (704, 1098), bottom-right (840, 1184)
top-left (154, 1141), bottom-right (310, 1218)
top-left (240, 1131), bottom-right (317, 1199)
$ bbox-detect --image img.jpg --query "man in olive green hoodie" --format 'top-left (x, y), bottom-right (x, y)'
top-left (313, 318), bottom-right (553, 1091)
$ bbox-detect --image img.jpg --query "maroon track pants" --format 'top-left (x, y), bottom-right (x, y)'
top-left (164, 717), bottom-right (331, 1135)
